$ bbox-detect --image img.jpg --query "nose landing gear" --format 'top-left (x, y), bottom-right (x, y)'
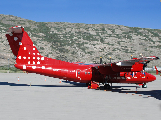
top-left (142, 83), bottom-right (147, 88)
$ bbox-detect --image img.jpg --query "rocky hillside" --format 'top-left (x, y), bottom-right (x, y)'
top-left (0, 14), bottom-right (161, 67)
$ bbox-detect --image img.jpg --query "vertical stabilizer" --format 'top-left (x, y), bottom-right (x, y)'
top-left (6, 26), bottom-right (43, 65)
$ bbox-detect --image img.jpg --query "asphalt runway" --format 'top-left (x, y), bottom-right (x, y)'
top-left (0, 73), bottom-right (161, 120)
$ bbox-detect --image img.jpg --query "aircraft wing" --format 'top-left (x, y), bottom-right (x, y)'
top-left (93, 56), bottom-right (159, 74)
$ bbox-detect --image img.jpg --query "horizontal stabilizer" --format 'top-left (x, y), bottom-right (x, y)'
top-left (6, 26), bottom-right (23, 34)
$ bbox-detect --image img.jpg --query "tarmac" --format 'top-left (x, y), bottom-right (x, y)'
top-left (0, 73), bottom-right (161, 120)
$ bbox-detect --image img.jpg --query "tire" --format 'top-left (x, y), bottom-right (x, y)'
top-left (104, 84), bottom-right (111, 89)
top-left (142, 84), bottom-right (147, 88)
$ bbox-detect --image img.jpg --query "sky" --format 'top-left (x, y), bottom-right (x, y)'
top-left (0, 0), bottom-right (161, 29)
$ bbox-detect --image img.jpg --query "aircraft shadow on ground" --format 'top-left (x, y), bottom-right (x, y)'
top-left (0, 81), bottom-right (87, 87)
top-left (1, 81), bottom-right (161, 100)
top-left (0, 82), bottom-right (30, 86)
top-left (99, 86), bottom-right (161, 100)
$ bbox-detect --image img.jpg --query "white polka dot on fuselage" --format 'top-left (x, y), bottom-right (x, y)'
top-left (14, 37), bottom-right (18, 41)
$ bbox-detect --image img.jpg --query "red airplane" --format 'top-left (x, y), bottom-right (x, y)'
top-left (5, 26), bottom-right (159, 89)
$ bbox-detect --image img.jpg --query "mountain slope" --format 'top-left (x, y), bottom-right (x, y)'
top-left (0, 14), bottom-right (161, 67)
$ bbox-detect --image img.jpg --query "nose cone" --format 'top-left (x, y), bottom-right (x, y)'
top-left (151, 74), bottom-right (156, 81)
top-left (147, 73), bottom-right (156, 81)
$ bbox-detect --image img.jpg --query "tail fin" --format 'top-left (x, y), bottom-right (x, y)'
top-left (6, 26), bottom-right (43, 65)
top-left (6, 26), bottom-right (72, 72)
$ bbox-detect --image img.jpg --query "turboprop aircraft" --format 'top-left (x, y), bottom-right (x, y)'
top-left (5, 26), bottom-right (159, 89)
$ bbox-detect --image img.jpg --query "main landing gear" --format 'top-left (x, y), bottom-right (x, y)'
top-left (104, 83), bottom-right (111, 90)
top-left (142, 83), bottom-right (147, 88)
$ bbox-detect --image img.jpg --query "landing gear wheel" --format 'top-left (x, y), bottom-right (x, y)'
top-left (142, 83), bottom-right (147, 88)
top-left (104, 84), bottom-right (111, 90)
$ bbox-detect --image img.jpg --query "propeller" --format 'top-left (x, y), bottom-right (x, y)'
top-left (143, 61), bottom-right (150, 70)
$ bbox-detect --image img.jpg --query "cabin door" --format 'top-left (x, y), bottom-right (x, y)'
top-left (76, 69), bottom-right (81, 80)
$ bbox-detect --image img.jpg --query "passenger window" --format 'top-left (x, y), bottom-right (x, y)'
top-left (85, 72), bottom-right (87, 74)
top-left (88, 72), bottom-right (90, 74)
top-left (78, 72), bottom-right (80, 74)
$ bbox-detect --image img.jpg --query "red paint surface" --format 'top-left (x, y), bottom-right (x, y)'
top-left (6, 26), bottom-right (159, 88)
